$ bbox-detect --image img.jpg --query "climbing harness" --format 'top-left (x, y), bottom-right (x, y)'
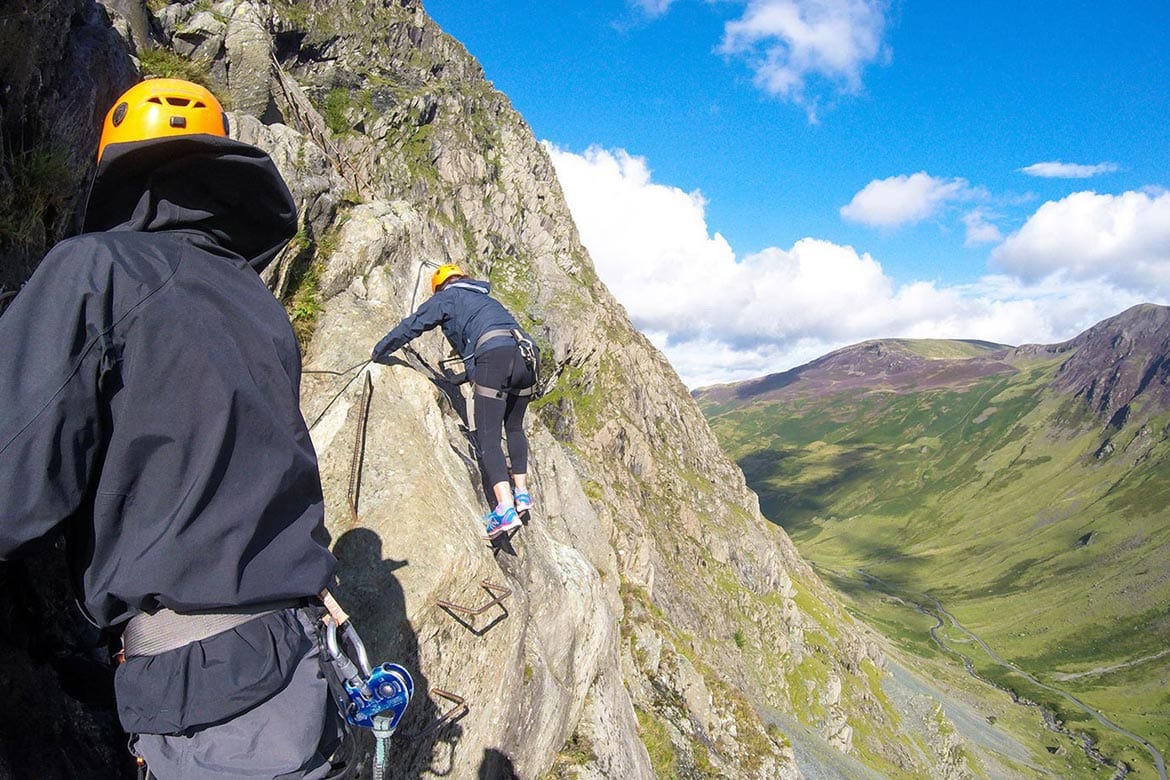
top-left (121, 593), bottom-right (410, 780)
top-left (470, 328), bottom-right (540, 400)
top-left (120, 600), bottom-right (298, 657)
top-left (318, 590), bottom-right (413, 780)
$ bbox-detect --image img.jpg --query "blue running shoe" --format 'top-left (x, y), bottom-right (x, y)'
top-left (484, 506), bottom-right (521, 538)
top-left (514, 491), bottom-right (533, 513)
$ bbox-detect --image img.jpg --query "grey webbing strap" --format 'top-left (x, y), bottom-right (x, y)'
top-left (474, 382), bottom-right (534, 399)
top-left (121, 600), bottom-right (300, 658)
top-left (472, 328), bottom-right (515, 354)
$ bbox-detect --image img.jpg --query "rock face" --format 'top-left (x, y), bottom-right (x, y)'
top-left (0, 4), bottom-right (138, 778)
top-left (1, 1), bottom-right (968, 778)
top-left (0, 0), bottom-right (136, 290)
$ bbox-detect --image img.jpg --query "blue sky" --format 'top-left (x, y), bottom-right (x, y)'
top-left (425, 0), bottom-right (1170, 387)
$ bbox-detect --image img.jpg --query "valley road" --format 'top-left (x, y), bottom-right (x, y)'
top-left (856, 570), bottom-right (1167, 780)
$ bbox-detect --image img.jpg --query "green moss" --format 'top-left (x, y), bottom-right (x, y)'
top-left (0, 142), bottom-right (71, 247)
top-left (137, 48), bottom-right (214, 90)
top-left (531, 360), bottom-right (608, 437)
top-left (386, 120), bottom-right (441, 194)
top-left (692, 741), bottom-right (716, 774)
top-left (321, 88), bottom-right (356, 136)
top-left (635, 707), bottom-right (679, 778)
top-left (271, 0), bottom-right (313, 28)
top-left (288, 225), bottom-right (311, 254)
top-left (790, 577), bottom-right (843, 642)
top-left (285, 260), bottom-right (323, 350)
top-left (553, 731), bottom-right (596, 771)
top-left (787, 653), bottom-right (829, 723)
top-left (487, 251), bottom-right (536, 321)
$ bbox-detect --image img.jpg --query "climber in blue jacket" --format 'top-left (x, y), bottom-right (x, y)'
top-left (372, 264), bottom-right (539, 538)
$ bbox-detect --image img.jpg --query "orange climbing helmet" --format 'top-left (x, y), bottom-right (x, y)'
top-left (97, 78), bottom-right (229, 162)
top-left (431, 263), bottom-right (465, 293)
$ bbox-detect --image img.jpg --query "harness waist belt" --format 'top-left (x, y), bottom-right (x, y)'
top-left (122, 599), bottom-right (303, 658)
top-left (474, 382), bottom-right (535, 399)
top-left (474, 328), bottom-right (517, 352)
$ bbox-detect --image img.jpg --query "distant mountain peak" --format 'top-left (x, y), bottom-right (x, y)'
top-left (1045, 303), bottom-right (1170, 428)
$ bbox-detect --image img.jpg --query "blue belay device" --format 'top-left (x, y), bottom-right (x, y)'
top-left (345, 661), bottom-right (414, 730)
top-left (323, 615), bottom-right (414, 731)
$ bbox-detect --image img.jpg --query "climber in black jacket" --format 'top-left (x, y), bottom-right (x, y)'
top-left (0, 79), bottom-right (342, 778)
top-left (372, 264), bottom-right (539, 538)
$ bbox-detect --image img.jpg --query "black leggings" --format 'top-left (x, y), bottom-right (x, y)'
top-left (473, 346), bottom-right (534, 486)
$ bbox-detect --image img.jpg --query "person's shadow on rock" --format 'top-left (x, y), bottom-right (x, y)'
top-left (332, 528), bottom-right (464, 779)
top-left (478, 748), bottom-right (519, 779)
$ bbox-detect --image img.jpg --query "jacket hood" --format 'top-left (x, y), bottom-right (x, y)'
top-left (82, 135), bottom-right (297, 273)
top-left (446, 279), bottom-right (490, 294)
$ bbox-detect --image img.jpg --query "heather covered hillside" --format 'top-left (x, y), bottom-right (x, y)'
top-left (697, 303), bottom-right (1170, 779)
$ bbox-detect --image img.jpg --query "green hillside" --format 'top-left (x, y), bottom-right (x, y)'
top-left (698, 324), bottom-right (1170, 779)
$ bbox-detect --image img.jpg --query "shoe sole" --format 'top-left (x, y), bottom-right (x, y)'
top-left (498, 517), bottom-right (523, 534)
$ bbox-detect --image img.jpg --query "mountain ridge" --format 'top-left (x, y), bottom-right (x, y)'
top-left (699, 304), bottom-right (1170, 430)
top-left (697, 337), bottom-right (1015, 405)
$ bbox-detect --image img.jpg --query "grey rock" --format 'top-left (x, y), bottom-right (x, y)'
top-left (223, 2), bottom-right (273, 117)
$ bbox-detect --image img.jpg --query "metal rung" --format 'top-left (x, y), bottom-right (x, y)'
top-left (435, 580), bottom-right (511, 616)
top-left (435, 580), bottom-right (511, 636)
top-left (347, 372), bottom-right (373, 521)
top-left (404, 688), bottom-right (469, 742)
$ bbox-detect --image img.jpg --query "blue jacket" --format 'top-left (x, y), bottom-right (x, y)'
top-left (372, 278), bottom-right (521, 379)
top-left (0, 135), bottom-right (337, 733)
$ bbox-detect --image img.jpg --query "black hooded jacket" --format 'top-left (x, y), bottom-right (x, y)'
top-left (0, 136), bottom-right (337, 732)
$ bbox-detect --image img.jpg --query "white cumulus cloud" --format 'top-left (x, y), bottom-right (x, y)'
top-left (1019, 161), bottom-right (1120, 179)
top-left (547, 143), bottom-right (1162, 388)
top-left (963, 209), bottom-right (1004, 246)
top-left (840, 172), bottom-right (974, 228)
top-left (629, 0), bottom-right (676, 17)
top-left (719, 0), bottom-right (890, 120)
top-left (991, 190), bottom-right (1170, 295)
